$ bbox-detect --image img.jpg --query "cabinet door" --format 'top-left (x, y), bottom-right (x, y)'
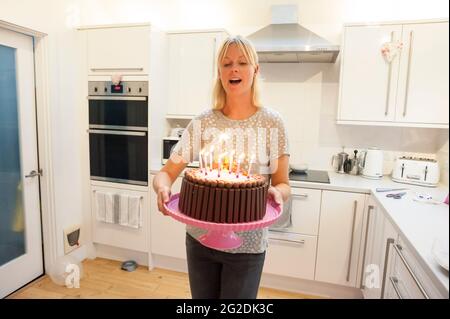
top-left (338, 25), bottom-right (402, 122)
top-left (290, 188), bottom-right (321, 235)
top-left (315, 191), bottom-right (366, 287)
top-left (87, 26), bottom-right (149, 75)
top-left (150, 176), bottom-right (187, 259)
top-left (167, 32), bottom-right (221, 117)
top-left (264, 232), bottom-right (317, 280)
top-left (395, 22), bottom-right (449, 125)
top-left (362, 201), bottom-right (398, 298)
top-left (91, 185), bottom-right (149, 252)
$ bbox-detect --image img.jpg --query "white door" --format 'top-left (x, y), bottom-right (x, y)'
top-left (338, 25), bottom-right (402, 122)
top-left (0, 27), bottom-right (43, 298)
top-left (395, 22), bottom-right (449, 125)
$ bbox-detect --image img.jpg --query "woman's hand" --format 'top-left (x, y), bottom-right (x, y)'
top-left (268, 186), bottom-right (284, 212)
top-left (156, 186), bottom-right (171, 216)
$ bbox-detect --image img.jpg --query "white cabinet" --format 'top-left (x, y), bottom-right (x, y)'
top-left (338, 24), bottom-right (402, 122)
top-left (338, 20), bottom-right (449, 128)
top-left (84, 25), bottom-right (150, 76)
top-left (150, 175), bottom-right (187, 259)
top-left (384, 237), bottom-right (446, 299)
top-left (90, 184), bottom-right (149, 252)
top-left (360, 196), bottom-right (398, 299)
top-left (264, 232), bottom-right (317, 280)
top-left (264, 187), bottom-right (321, 280)
top-left (395, 22), bottom-right (449, 125)
top-left (290, 188), bottom-right (322, 235)
top-left (315, 191), bottom-right (367, 287)
top-left (167, 31), bottom-right (227, 117)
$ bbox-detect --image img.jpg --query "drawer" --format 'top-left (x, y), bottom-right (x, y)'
top-left (263, 231), bottom-right (317, 280)
top-left (289, 188), bottom-right (322, 235)
top-left (387, 237), bottom-right (446, 299)
top-left (91, 185), bottom-right (149, 252)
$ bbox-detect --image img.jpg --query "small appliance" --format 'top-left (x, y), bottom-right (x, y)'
top-left (161, 137), bottom-right (199, 167)
top-left (331, 148), bottom-right (349, 174)
top-left (359, 147), bottom-right (383, 179)
top-left (391, 156), bottom-right (440, 187)
top-left (162, 137), bottom-right (181, 164)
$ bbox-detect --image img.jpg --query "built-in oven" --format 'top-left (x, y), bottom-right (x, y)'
top-left (88, 81), bottom-right (148, 186)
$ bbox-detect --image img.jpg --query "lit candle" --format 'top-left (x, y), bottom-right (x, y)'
top-left (209, 146), bottom-right (214, 172)
top-left (204, 151), bottom-right (208, 175)
top-left (228, 150), bottom-right (235, 173)
top-left (236, 153), bottom-right (245, 178)
top-left (199, 150), bottom-right (203, 172)
top-left (247, 154), bottom-right (256, 179)
top-left (218, 152), bottom-right (227, 178)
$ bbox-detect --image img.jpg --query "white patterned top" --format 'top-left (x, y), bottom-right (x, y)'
top-left (172, 106), bottom-right (290, 253)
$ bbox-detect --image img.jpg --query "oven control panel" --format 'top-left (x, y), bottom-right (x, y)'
top-left (88, 81), bottom-right (148, 97)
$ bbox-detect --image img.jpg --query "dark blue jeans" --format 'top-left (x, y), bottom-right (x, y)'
top-left (185, 233), bottom-right (266, 299)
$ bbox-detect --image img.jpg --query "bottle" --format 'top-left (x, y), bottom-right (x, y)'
top-left (350, 150), bottom-right (359, 175)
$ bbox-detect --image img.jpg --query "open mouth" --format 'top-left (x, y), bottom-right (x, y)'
top-left (229, 79), bottom-right (242, 85)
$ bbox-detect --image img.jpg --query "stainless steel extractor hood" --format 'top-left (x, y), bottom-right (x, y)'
top-left (247, 5), bottom-right (340, 63)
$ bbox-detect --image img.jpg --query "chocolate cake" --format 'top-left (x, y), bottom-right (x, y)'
top-left (178, 168), bottom-right (269, 223)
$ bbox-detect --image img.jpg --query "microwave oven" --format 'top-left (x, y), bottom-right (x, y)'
top-left (161, 137), bottom-right (199, 167)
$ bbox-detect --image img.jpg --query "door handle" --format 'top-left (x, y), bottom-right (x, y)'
top-left (25, 169), bottom-right (43, 178)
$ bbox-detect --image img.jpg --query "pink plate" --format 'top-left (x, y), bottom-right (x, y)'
top-left (164, 193), bottom-right (282, 250)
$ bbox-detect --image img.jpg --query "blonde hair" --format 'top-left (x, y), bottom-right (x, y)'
top-left (212, 35), bottom-right (262, 110)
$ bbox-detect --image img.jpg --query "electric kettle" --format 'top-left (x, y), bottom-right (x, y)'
top-left (359, 147), bottom-right (383, 179)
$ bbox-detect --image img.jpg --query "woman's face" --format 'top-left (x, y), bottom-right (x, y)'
top-left (219, 44), bottom-right (258, 98)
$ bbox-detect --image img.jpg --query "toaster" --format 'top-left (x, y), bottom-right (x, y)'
top-left (391, 156), bottom-right (440, 187)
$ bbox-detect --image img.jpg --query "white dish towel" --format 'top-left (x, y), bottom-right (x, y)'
top-left (95, 191), bottom-right (106, 222)
top-left (119, 194), bottom-right (129, 227)
top-left (128, 195), bottom-right (142, 229)
top-left (104, 192), bottom-right (114, 223)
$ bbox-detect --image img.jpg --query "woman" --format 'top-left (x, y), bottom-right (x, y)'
top-left (153, 35), bottom-right (290, 299)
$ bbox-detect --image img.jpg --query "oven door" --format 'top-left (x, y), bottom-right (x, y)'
top-left (88, 96), bottom-right (148, 130)
top-left (89, 129), bottom-right (148, 185)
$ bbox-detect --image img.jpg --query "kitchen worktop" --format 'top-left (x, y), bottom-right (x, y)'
top-left (150, 164), bottom-right (449, 296)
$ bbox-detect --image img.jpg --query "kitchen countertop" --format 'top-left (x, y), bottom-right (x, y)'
top-left (151, 164), bottom-right (449, 296)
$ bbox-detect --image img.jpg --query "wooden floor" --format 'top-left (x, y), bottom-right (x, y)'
top-left (8, 258), bottom-right (316, 299)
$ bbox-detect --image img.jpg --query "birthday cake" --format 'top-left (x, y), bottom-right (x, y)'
top-left (178, 168), bottom-right (269, 223)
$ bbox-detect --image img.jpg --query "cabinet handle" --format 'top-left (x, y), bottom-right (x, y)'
top-left (296, 194), bottom-right (309, 198)
top-left (385, 31), bottom-right (394, 116)
top-left (360, 205), bottom-right (374, 288)
top-left (90, 67), bottom-right (144, 72)
top-left (87, 129), bottom-right (146, 136)
top-left (392, 243), bottom-right (429, 299)
top-left (403, 31), bottom-right (414, 117)
top-left (269, 237), bottom-right (305, 245)
top-left (389, 276), bottom-right (403, 299)
top-left (346, 200), bottom-right (357, 282)
top-left (381, 238), bottom-right (395, 299)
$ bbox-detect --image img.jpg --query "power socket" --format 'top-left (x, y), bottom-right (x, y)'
top-left (64, 224), bottom-right (81, 254)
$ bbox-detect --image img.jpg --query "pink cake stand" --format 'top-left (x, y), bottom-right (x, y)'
top-left (164, 193), bottom-right (282, 250)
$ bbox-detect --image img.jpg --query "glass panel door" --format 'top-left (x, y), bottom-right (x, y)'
top-left (0, 43), bottom-right (25, 266)
top-left (0, 27), bottom-right (42, 298)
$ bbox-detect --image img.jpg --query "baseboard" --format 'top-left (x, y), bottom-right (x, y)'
top-left (93, 243), bottom-right (149, 267)
top-left (260, 273), bottom-right (363, 299)
top-left (151, 254), bottom-right (188, 273)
